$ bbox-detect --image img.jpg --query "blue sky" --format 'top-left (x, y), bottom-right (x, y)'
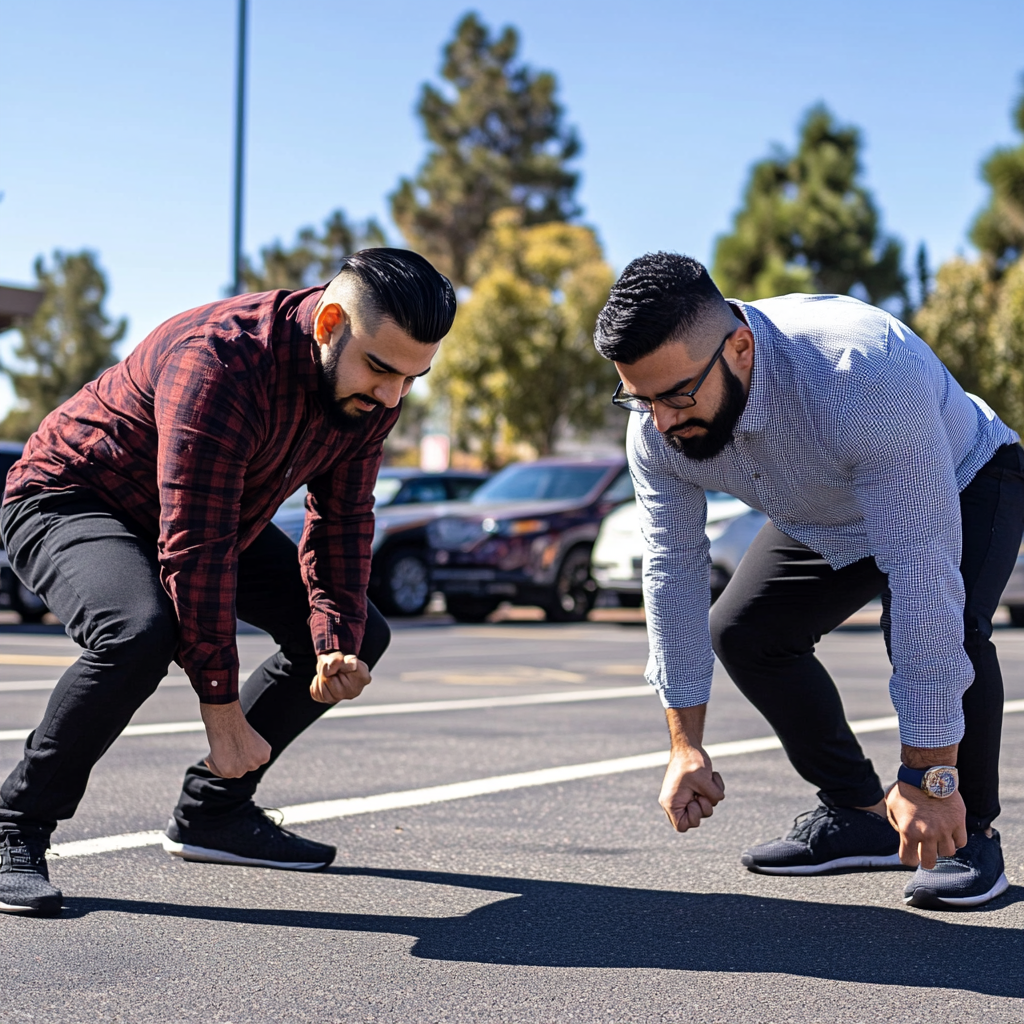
top-left (2, 0), bottom-right (1023, 413)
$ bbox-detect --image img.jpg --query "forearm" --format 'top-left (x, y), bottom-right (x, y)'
top-left (665, 704), bottom-right (708, 752)
top-left (901, 742), bottom-right (958, 768)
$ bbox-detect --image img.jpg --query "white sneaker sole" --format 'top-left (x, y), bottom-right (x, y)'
top-left (0, 899), bottom-right (44, 913)
top-left (905, 870), bottom-right (1010, 908)
top-left (746, 853), bottom-right (905, 875)
top-left (162, 837), bottom-right (327, 871)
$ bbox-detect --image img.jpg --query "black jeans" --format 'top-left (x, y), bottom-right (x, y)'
top-left (0, 490), bottom-right (391, 838)
top-left (709, 443), bottom-right (1024, 833)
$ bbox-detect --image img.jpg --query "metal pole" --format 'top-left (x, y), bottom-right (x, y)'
top-left (231, 0), bottom-right (248, 295)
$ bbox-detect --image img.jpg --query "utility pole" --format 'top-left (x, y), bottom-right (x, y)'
top-left (230, 0), bottom-right (248, 295)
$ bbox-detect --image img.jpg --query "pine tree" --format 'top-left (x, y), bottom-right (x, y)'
top-left (712, 105), bottom-right (906, 308)
top-left (970, 82), bottom-right (1024, 273)
top-left (242, 210), bottom-right (386, 292)
top-left (0, 250), bottom-right (125, 440)
top-left (390, 13), bottom-right (580, 287)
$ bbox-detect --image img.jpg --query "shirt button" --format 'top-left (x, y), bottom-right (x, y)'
top-left (211, 680), bottom-right (219, 687)
top-left (753, 473), bottom-right (761, 480)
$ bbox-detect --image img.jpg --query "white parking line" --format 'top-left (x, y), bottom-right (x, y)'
top-left (0, 686), bottom-right (654, 742)
top-left (49, 700), bottom-right (1024, 860)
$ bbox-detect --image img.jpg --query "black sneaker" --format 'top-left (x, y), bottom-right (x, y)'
top-left (162, 805), bottom-right (336, 871)
top-left (742, 797), bottom-right (902, 875)
top-left (0, 829), bottom-right (62, 916)
top-left (904, 829), bottom-right (1010, 910)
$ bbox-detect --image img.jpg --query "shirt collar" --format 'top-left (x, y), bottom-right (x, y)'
top-left (291, 288), bottom-right (325, 393)
top-left (732, 301), bottom-right (774, 435)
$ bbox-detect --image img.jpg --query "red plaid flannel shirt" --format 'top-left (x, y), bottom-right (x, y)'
top-left (4, 287), bottom-right (399, 703)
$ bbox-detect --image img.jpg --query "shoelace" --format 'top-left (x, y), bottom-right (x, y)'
top-left (2, 837), bottom-right (47, 872)
top-left (787, 804), bottom-right (832, 843)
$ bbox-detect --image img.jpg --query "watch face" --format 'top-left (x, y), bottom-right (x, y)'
top-left (923, 767), bottom-right (958, 799)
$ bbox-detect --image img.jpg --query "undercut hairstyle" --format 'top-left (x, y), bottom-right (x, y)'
top-left (338, 248), bottom-right (456, 345)
top-left (594, 252), bottom-right (729, 364)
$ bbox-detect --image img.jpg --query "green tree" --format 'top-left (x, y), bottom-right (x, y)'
top-left (0, 250), bottom-right (125, 440)
top-left (242, 210), bottom-right (386, 292)
top-left (712, 105), bottom-right (906, 307)
top-left (432, 209), bottom-right (615, 466)
top-left (390, 12), bottom-right (580, 287)
top-left (970, 82), bottom-right (1024, 273)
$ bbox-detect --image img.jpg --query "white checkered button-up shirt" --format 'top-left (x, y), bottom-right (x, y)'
top-left (629, 293), bottom-right (1018, 748)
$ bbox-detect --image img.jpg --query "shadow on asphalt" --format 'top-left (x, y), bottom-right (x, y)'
top-left (62, 868), bottom-right (1024, 995)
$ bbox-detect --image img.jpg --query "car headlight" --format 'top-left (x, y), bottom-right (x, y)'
top-left (482, 518), bottom-right (550, 537)
top-left (427, 517), bottom-right (487, 549)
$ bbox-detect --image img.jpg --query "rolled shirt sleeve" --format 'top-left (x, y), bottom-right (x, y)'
top-left (845, 354), bottom-right (974, 748)
top-left (627, 415), bottom-right (717, 708)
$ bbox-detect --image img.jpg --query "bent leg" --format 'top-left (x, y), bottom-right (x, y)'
top-left (956, 444), bottom-right (1024, 830)
top-left (0, 493), bottom-right (177, 837)
top-left (710, 522), bottom-right (887, 807)
top-left (174, 522), bottom-right (391, 825)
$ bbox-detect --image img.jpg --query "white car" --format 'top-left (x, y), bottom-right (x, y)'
top-left (590, 492), bottom-right (767, 606)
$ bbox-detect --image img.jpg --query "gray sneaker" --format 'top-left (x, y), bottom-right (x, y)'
top-left (904, 829), bottom-right (1009, 910)
top-left (742, 796), bottom-right (903, 875)
top-left (0, 829), bottom-right (62, 916)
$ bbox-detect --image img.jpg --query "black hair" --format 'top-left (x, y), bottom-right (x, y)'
top-left (339, 248), bottom-right (456, 344)
top-left (594, 252), bottom-right (726, 363)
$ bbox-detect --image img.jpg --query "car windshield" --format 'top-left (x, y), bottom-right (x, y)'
top-left (472, 464), bottom-right (609, 503)
top-left (372, 477), bottom-right (404, 506)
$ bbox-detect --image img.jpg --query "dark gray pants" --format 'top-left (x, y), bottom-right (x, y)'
top-left (710, 443), bottom-right (1024, 832)
top-left (0, 490), bottom-right (390, 838)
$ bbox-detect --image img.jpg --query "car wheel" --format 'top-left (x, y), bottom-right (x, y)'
top-left (1008, 605), bottom-right (1024, 628)
top-left (378, 548), bottom-right (431, 617)
top-left (445, 595), bottom-right (501, 623)
top-left (617, 592), bottom-right (643, 608)
top-left (14, 581), bottom-right (47, 624)
top-left (544, 546), bottom-right (597, 623)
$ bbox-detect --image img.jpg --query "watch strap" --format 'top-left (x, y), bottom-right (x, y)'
top-left (897, 764), bottom-right (927, 788)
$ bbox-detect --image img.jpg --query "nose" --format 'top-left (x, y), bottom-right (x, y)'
top-left (372, 378), bottom-right (406, 409)
top-left (651, 403), bottom-right (689, 435)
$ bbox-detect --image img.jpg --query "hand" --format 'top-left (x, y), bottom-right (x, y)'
top-left (885, 782), bottom-right (968, 869)
top-left (310, 650), bottom-right (372, 704)
top-left (659, 746), bottom-right (726, 832)
top-left (200, 701), bottom-right (271, 779)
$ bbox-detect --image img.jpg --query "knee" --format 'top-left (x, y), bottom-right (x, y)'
top-left (95, 605), bottom-right (178, 667)
top-left (359, 600), bottom-right (391, 670)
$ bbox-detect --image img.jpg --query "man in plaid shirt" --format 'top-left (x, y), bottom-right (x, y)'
top-left (0, 248), bottom-right (455, 917)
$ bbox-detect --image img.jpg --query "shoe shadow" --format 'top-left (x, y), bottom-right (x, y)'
top-left (62, 869), bottom-right (1024, 996)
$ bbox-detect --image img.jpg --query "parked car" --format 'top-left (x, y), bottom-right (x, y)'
top-left (0, 441), bottom-right (48, 622)
top-left (590, 493), bottom-right (766, 606)
top-left (272, 467), bottom-right (491, 617)
top-left (427, 456), bottom-right (633, 623)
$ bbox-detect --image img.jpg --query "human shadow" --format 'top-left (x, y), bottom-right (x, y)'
top-left (64, 868), bottom-right (1024, 996)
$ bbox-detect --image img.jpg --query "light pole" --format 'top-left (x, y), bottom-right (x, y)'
top-left (230, 0), bottom-right (248, 295)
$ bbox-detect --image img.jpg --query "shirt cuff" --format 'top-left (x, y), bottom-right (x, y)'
top-left (192, 667), bottom-right (239, 704)
top-left (310, 610), bottom-right (362, 658)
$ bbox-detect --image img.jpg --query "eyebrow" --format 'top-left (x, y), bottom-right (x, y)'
top-left (367, 353), bottom-right (431, 378)
top-left (623, 376), bottom-right (696, 401)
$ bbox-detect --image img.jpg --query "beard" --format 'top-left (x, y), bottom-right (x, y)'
top-left (664, 359), bottom-right (748, 461)
top-left (314, 335), bottom-right (383, 434)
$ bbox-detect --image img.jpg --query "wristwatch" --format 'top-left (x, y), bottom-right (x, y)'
top-left (897, 764), bottom-right (959, 799)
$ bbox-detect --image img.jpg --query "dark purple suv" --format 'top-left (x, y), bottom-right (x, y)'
top-left (427, 456), bottom-right (633, 622)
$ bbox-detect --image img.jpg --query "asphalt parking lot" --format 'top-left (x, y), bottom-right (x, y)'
top-left (1, 612), bottom-right (1023, 1023)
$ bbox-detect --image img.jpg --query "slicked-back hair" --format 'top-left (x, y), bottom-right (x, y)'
top-left (339, 248), bottom-right (456, 344)
top-left (594, 252), bottom-right (727, 364)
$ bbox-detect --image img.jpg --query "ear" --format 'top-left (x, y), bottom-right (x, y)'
top-left (730, 327), bottom-right (755, 372)
top-left (314, 302), bottom-right (346, 349)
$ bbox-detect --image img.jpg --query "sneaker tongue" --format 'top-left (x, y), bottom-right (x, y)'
top-left (8, 844), bottom-right (42, 870)
top-left (788, 804), bottom-right (831, 842)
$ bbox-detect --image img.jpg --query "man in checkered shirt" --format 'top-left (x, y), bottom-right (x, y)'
top-left (0, 249), bottom-right (455, 917)
top-left (595, 252), bottom-right (1024, 910)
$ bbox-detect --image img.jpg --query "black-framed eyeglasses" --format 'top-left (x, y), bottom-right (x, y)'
top-left (611, 330), bottom-right (734, 413)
